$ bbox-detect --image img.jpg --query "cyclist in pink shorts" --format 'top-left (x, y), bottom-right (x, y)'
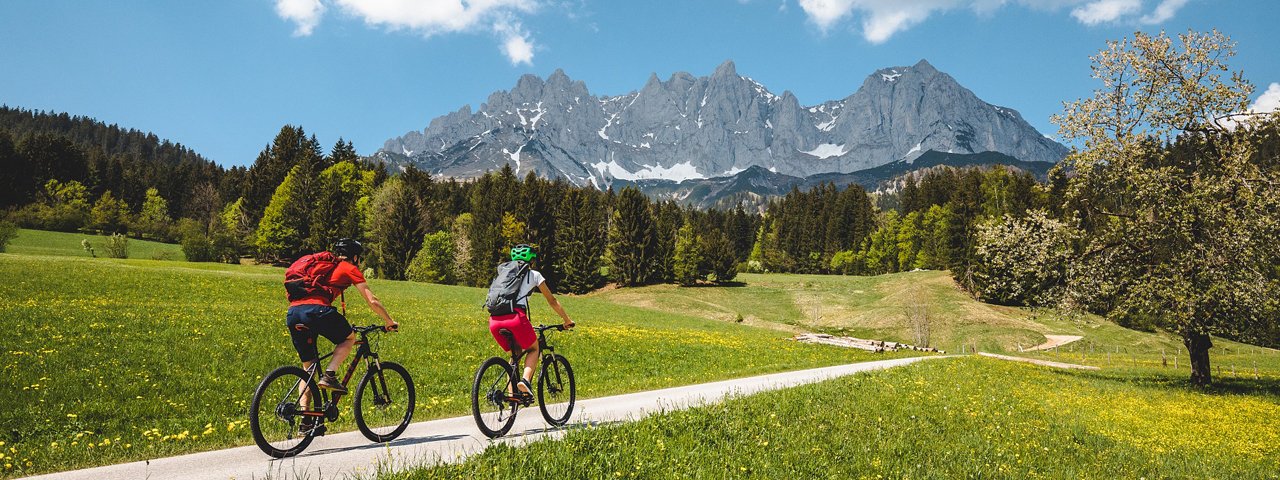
top-left (488, 244), bottom-right (574, 395)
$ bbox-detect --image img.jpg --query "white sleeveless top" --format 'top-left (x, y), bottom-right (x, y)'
top-left (516, 269), bottom-right (545, 310)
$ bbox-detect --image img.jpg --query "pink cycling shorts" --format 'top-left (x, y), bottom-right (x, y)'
top-left (489, 308), bottom-right (536, 352)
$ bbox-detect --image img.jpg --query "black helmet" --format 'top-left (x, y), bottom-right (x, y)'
top-left (333, 238), bottom-right (364, 258)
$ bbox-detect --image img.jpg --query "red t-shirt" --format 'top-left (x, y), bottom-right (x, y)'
top-left (289, 260), bottom-right (367, 307)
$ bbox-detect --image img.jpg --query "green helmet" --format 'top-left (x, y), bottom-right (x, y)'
top-left (509, 244), bottom-right (536, 262)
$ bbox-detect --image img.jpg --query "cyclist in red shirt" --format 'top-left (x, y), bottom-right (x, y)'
top-left (287, 238), bottom-right (399, 393)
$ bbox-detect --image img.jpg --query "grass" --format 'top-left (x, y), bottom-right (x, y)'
top-left (0, 251), bottom-right (894, 477)
top-left (4, 228), bottom-right (185, 261)
top-left (591, 270), bottom-right (1273, 358)
top-left (5, 229), bottom-right (1277, 478)
top-left (591, 271), bottom-right (1059, 352)
top-left (398, 357), bottom-right (1280, 479)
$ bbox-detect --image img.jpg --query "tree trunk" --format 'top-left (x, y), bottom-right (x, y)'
top-left (1185, 332), bottom-right (1213, 386)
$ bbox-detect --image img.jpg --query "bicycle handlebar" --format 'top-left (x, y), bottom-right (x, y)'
top-left (534, 324), bottom-right (570, 333)
top-left (353, 324), bottom-right (395, 334)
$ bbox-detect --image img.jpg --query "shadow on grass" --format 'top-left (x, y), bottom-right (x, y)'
top-left (672, 281), bottom-right (749, 288)
top-left (1046, 366), bottom-right (1280, 398)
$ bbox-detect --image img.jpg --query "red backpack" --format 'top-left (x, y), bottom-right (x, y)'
top-left (284, 252), bottom-right (340, 302)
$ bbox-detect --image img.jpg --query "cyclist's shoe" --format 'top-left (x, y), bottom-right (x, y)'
top-left (299, 416), bottom-right (317, 435)
top-left (318, 371), bottom-right (348, 394)
top-left (516, 379), bottom-right (533, 397)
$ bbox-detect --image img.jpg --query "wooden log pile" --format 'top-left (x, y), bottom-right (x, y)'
top-left (792, 333), bottom-right (945, 354)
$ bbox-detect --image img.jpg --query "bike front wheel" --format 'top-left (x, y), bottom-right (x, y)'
top-left (249, 366), bottom-right (319, 458)
top-left (354, 361), bottom-right (416, 443)
top-left (471, 356), bottom-right (519, 438)
top-left (538, 354), bottom-right (576, 426)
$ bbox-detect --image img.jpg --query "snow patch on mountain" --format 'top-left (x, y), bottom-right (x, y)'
top-left (802, 144), bottom-right (847, 159)
top-left (593, 159), bottom-right (704, 182)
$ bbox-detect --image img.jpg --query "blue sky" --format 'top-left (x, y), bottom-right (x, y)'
top-left (1, 0), bottom-right (1277, 167)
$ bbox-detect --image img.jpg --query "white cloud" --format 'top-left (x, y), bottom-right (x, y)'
top-left (793, 0), bottom-right (1189, 43)
top-left (1250, 83), bottom-right (1280, 114)
top-left (275, 0), bottom-right (542, 64)
top-left (1139, 0), bottom-right (1188, 24)
top-left (798, 0), bottom-right (966, 43)
top-left (861, 4), bottom-right (937, 44)
top-left (276, 0), bottom-right (326, 36)
top-left (1070, 0), bottom-right (1141, 25)
top-left (331, 0), bottom-right (537, 35)
top-left (1216, 83), bottom-right (1279, 130)
top-left (797, 0), bottom-right (860, 32)
top-left (496, 21), bottom-right (535, 66)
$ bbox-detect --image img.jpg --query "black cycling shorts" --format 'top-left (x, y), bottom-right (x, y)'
top-left (286, 304), bottom-right (354, 362)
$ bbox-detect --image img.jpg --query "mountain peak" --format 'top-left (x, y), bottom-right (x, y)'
top-left (713, 59), bottom-right (737, 78)
top-left (912, 59), bottom-right (936, 72)
top-left (548, 68), bottom-right (571, 86)
top-left (513, 73), bottom-right (545, 98)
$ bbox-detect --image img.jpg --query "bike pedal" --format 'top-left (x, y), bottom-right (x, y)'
top-left (311, 425), bottom-right (327, 437)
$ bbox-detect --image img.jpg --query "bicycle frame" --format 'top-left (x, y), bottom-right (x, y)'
top-left (498, 325), bottom-right (562, 404)
top-left (297, 327), bottom-right (385, 418)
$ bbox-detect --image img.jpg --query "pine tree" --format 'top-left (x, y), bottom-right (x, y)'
top-left (555, 188), bottom-right (605, 294)
top-left (699, 228), bottom-right (738, 283)
top-left (649, 201), bottom-right (682, 283)
top-left (900, 175), bottom-right (922, 214)
top-left (0, 132), bottom-right (32, 208)
top-left (672, 222), bottom-right (702, 286)
top-left (608, 187), bottom-right (656, 287)
top-left (246, 125), bottom-right (321, 216)
top-left (366, 177), bottom-right (424, 280)
top-left (309, 161), bottom-right (374, 250)
top-left (329, 138), bottom-right (358, 165)
top-left (896, 211), bottom-right (924, 270)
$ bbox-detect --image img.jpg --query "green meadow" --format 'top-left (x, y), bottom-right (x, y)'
top-left (593, 270), bottom-right (1273, 358)
top-left (0, 230), bottom-right (892, 476)
top-left (5, 228), bottom-right (186, 261)
top-left (400, 357), bottom-right (1280, 479)
top-left (4, 229), bottom-right (1278, 479)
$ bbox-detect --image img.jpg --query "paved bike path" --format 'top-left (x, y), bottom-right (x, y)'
top-left (24, 356), bottom-right (940, 480)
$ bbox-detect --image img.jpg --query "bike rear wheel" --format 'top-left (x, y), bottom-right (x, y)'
top-left (249, 366), bottom-right (319, 458)
top-left (538, 354), bottom-right (576, 426)
top-left (471, 356), bottom-right (519, 438)
top-left (354, 361), bottom-right (416, 443)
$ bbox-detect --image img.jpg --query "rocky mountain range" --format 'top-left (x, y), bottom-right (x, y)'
top-left (376, 59), bottom-right (1067, 201)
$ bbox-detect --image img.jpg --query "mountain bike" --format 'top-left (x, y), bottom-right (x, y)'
top-left (249, 324), bottom-right (415, 458)
top-left (471, 324), bottom-right (575, 438)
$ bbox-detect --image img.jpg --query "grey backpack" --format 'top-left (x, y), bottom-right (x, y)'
top-left (484, 260), bottom-right (531, 316)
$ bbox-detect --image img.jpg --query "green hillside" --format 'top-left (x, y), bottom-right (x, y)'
top-left (0, 250), bottom-right (884, 477)
top-left (591, 270), bottom-right (1266, 357)
top-left (4, 230), bottom-right (1275, 477)
top-left (5, 228), bottom-right (185, 260)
